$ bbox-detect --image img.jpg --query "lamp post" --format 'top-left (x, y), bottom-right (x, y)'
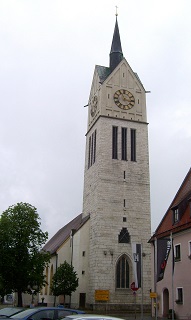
top-left (31, 289), bottom-right (35, 305)
top-left (28, 285), bottom-right (38, 308)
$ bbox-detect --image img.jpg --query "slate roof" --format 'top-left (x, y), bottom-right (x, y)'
top-left (95, 17), bottom-right (123, 84)
top-left (43, 213), bottom-right (90, 254)
top-left (95, 65), bottom-right (111, 84)
top-left (95, 17), bottom-right (144, 89)
top-left (110, 17), bottom-right (123, 71)
top-left (149, 168), bottom-right (191, 242)
top-left (110, 17), bottom-right (123, 54)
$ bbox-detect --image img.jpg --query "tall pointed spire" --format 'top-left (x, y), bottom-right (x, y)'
top-left (110, 15), bottom-right (123, 72)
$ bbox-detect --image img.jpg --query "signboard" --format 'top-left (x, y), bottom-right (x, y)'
top-left (95, 290), bottom-right (109, 301)
top-left (150, 292), bottom-right (157, 298)
top-left (130, 282), bottom-right (139, 291)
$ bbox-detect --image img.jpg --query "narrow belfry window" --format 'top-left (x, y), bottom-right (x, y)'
top-left (131, 129), bottom-right (136, 161)
top-left (88, 130), bottom-right (97, 169)
top-left (112, 126), bottom-right (118, 159)
top-left (88, 136), bottom-right (91, 169)
top-left (124, 171), bottom-right (126, 179)
top-left (93, 130), bottom-right (96, 164)
top-left (121, 127), bottom-right (127, 160)
top-left (91, 132), bottom-right (94, 167)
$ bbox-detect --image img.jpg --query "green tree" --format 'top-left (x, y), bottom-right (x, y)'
top-left (0, 202), bottom-right (50, 307)
top-left (51, 261), bottom-right (78, 303)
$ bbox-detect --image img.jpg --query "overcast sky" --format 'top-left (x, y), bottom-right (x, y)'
top-left (0, 0), bottom-right (191, 240)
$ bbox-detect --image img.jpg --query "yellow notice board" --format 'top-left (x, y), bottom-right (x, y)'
top-left (95, 290), bottom-right (110, 301)
top-left (150, 292), bottom-right (157, 298)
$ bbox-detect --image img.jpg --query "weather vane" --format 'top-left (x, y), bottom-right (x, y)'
top-left (115, 5), bottom-right (118, 16)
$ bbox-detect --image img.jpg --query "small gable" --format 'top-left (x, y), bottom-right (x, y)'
top-left (150, 168), bottom-right (191, 240)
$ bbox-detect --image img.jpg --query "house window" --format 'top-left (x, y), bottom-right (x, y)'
top-left (112, 126), bottom-right (118, 159)
top-left (189, 242), bottom-right (191, 257)
top-left (131, 129), bottom-right (136, 161)
top-left (116, 254), bottom-right (130, 289)
top-left (121, 127), bottom-right (127, 160)
top-left (176, 287), bottom-right (183, 304)
top-left (173, 208), bottom-right (179, 223)
top-left (88, 130), bottom-right (97, 168)
top-left (174, 244), bottom-right (181, 261)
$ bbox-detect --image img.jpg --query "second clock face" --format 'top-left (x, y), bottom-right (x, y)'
top-left (114, 89), bottom-right (135, 110)
top-left (90, 95), bottom-right (98, 117)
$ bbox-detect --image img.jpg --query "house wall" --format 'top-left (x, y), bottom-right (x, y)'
top-left (40, 220), bottom-right (90, 308)
top-left (71, 220), bottom-right (90, 308)
top-left (155, 229), bottom-right (191, 319)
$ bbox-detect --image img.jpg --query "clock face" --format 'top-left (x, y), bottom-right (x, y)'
top-left (114, 89), bottom-right (135, 110)
top-left (90, 95), bottom-right (98, 117)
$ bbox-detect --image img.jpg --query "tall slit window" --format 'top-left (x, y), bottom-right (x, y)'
top-left (93, 130), bottom-right (96, 163)
top-left (116, 255), bottom-right (129, 288)
top-left (131, 129), bottom-right (136, 161)
top-left (88, 130), bottom-right (97, 169)
top-left (88, 136), bottom-right (91, 169)
top-left (112, 126), bottom-right (118, 159)
top-left (91, 131), bottom-right (94, 166)
top-left (121, 127), bottom-right (127, 160)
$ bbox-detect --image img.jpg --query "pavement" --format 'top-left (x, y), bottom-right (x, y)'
top-left (86, 311), bottom-right (164, 320)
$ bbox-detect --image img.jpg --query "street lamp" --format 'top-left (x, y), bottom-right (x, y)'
top-left (31, 289), bottom-right (35, 305)
top-left (27, 285), bottom-right (38, 307)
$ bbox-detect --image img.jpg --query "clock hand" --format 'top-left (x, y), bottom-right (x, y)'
top-left (122, 94), bottom-right (131, 102)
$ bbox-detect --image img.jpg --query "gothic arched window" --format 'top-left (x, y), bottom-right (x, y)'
top-left (116, 254), bottom-right (130, 288)
top-left (118, 227), bottom-right (130, 243)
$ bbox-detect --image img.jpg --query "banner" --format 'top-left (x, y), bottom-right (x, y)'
top-left (157, 238), bottom-right (171, 282)
top-left (132, 243), bottom-right (142, 288)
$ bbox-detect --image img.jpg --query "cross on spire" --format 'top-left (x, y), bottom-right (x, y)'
top-left (110, 12), bottom-right (123, 71)
top-left (115, 5), bottom-right (118, 16)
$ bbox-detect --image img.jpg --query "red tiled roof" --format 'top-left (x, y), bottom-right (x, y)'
top-left (149, 168), bottom-right (191, 242)
top-left (43, 213), bottom-right (90, 254)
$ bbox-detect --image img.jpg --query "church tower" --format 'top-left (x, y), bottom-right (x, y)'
top-left (82, 16), bottom-right (151, 310)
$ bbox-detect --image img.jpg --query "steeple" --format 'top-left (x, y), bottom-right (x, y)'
top-left (110, 16), bottom-right (123, 72)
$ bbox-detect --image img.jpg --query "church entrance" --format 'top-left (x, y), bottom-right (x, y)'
top-left (79, 293), bottom-right (86, 308)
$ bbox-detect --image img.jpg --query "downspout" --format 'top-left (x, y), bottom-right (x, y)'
top-left (54, 252), bottom-right (58, 307)
top-left (70, 229), bottom-right (76, 307)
